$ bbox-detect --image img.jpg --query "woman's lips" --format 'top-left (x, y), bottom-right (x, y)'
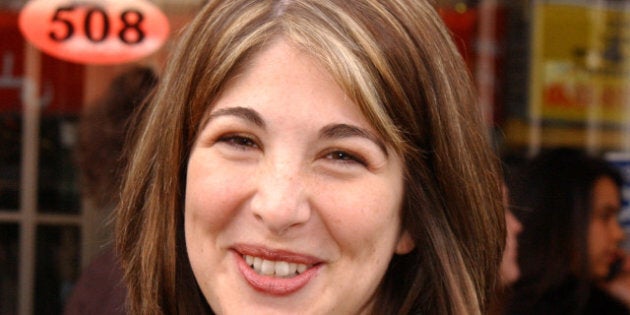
top-left (232, 245), bottom-right (322, 296)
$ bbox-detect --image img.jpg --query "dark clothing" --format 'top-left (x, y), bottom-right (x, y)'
top-left (63, 248), bottom-right (127, 315)
top-left (584, 285), bottom-right (629, 315)
top-left (507, 277), bottom-right (629, 315)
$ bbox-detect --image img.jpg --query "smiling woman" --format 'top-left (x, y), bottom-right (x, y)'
top-left (185, 40), bottom-right (411, 313)
top-left (115, 1), bottom-right (505, 314)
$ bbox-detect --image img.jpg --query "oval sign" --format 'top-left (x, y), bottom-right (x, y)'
top-left (19, 0), bottom-right (170, 65)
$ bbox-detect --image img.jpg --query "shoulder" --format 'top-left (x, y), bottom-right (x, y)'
top-left (63, 248), bottom-right (127, 315)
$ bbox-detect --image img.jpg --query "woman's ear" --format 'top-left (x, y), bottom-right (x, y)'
top-left (395, 230), bottom-right (415, 254)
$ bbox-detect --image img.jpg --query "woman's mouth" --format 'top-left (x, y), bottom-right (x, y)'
top-left (233, 247), bottom-right (322, 295)
top-left (243, 255), bottom-right (310, 278)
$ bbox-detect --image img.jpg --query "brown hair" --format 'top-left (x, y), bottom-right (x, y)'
top-left (116, 1), bottom-right (505, 314)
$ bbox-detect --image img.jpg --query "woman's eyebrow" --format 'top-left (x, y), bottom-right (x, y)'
top-left (319, 123), bottom-right (388, 156)
top-left (204, 109), bottom-right (388, 155)
top-left (205, 106), bottom-right (266, 128)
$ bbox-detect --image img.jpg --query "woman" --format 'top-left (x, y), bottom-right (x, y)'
top-left (116, 1), bottom-right (505, 314)
top-left (507, 148), bottom-right (628, 314)
top-left (488, 168), bottom-right (524, 315)
top-left (500, 207), bottom-right (523, 286)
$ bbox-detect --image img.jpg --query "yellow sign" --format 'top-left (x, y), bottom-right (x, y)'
top-left (531, 2), bottom-right (630, 125)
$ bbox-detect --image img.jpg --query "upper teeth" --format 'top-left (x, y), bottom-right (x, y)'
top-left (244, 255), bottom-right (309, 277)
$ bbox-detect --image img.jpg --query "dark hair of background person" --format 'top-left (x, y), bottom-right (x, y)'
top-left (507, 147), bottom-right (625, 314)
top-left (64, 66), bottom-right (158, 315)
top-left (75, 66), bottom-right (158, 210)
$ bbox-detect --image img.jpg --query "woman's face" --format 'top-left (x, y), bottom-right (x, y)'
top-left (588, 176), bottom-right (624, 279)
top-left (184, 39), bottom-right (414, 314)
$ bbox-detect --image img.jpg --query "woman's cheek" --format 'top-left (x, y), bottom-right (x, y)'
top-left (185, 152), bottom-right (254, 229)
top-left (313, 179), bottom-right (402, 251)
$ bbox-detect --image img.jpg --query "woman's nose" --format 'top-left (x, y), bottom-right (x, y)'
top-left (506, 211), bottom-right (523, 234)
top-left (250, 161), bottom-right (311, 235)
top-left (612, 219), bottom-right (625, 243)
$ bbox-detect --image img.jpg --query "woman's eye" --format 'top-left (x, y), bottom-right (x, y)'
top-left (217, 135), bottom-right (259, 149)
top-left (325, 150), bottom-right (366, 166)
top-left (597, 210), bottom-right (617, 222)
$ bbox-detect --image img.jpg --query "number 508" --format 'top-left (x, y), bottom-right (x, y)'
top-left (49, 5), bottom-right (145, 45)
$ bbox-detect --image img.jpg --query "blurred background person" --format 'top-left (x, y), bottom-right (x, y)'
top-left (500, 204), bottom-right (523, 285)
top-left (506, 148), bottom-right (628, 315)
top-left (602, 252), bottom-right (630, 309)
top-left (63, 66), bottom-right (157, 315)
top-left (500, 175), bottom-right (523, 286)
top-left (489, 163), bottom-right (524, 315)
